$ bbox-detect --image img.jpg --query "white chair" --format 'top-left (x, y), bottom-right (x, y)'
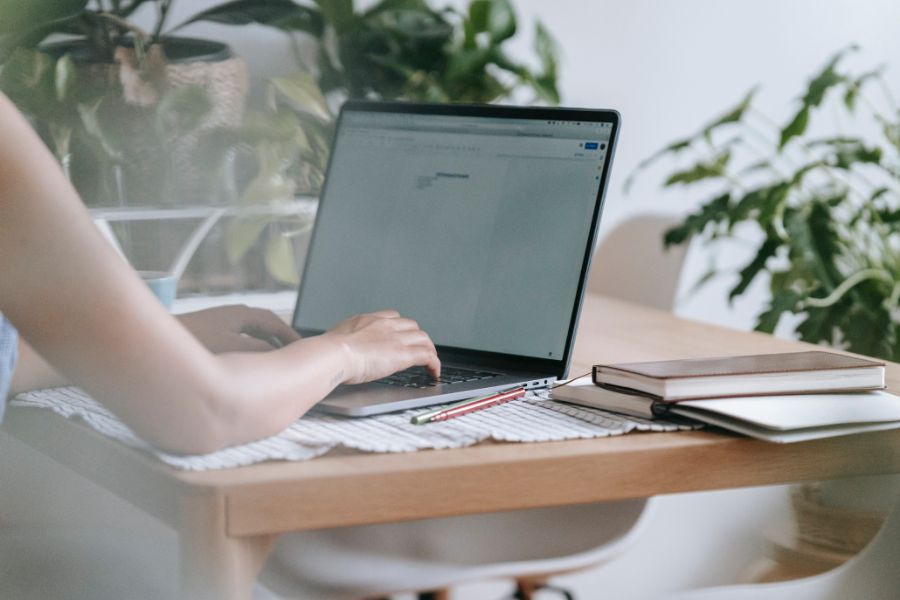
top-left (258, 214), bottom-right (690, 600)
top-left (587, 214), bottom-right (688, 311)
top-left (661, 490), bottom-right (900, 600)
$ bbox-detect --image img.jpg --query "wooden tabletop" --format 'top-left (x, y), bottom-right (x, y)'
top-left (6, 294), bottom-right (900, 538)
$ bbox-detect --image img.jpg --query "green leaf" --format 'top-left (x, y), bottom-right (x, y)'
top-left (784, 205), bottom-right (841, 291)
top-left (0, 0), bottom-right (86, 35)
top-left (778, 46), bottom-right (856, 149)
top-left (532, 21), bottom-right (559, 103)
top-left (702, 87), bottom-right (756, 137)
top-left (175, 0), bottom-right (323, 35)
top-left (779, 106), bottom-right (809, 149)
top-left (0, 12), bottom-right (87, 63)
top-left (806, 200), bottom-right (844, 286)
top-left (832, 142), bottom-right (882, 169)
top-left (796, 304), bottom-right (842, 346)
top-left (225, 216), bottom-right (271, 263)
top-left (314, 0), bottom-right (355, 32)
top-left (445, 47), bottom-right (492, 81)
top-left (486, 0), bottom-right (516, 42)
top-left (731, 182), bottom-right (789, 229)
top-left (755, 289), bottom-right (802, 334)
top-left (663, 193), bottom-right (731, 246)
top-left (844, 68), bottom-right (883, 111)
top-left (467, 0), bottom-right (490, 41)
top-left (802, 45), bottom-right (855, 107)
top-left (54, 53), bottom-right (76, 102)
top-left (729, 236), bottom-right (779, 302)
top-left (738, 160), bottom-right (772, 176)
top-left (0, 48), bottom-right (55, 111)
top-left (155, 85), bottom-right (213, 135)
top-left (77, 100), bottom-right (123, 161)
top-left (808, 137), bottom-right (883, 168)
top-left (269, 72), bottom-right (331, 120)
top-left (266, 234), bottom-right (300, 285)
top-left (840, 303), bottom-right (892, 358)
top-left (870, 187), bottom-right (890, 203)
top-left (663, 150), bottom-right (730, 186)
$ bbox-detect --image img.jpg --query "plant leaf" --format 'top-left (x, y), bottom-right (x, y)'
top-left (314, 0), bottom-right (355, 33)
top-left (801, 45), bottom-right (855, 107)
top-left (77, 100), bottom-right (123, 161)
top-left (779, 106), bottom-right (809, 149)
top-left (779, 46), bottom-right (856, 149)
top-left (0, 0), bottom-right (87, 35)
top-left (155, 85), bottom-right (212, 135)
top-left (702, 87), bottom-right (756, 137)
top-left (269, 72), bottom-right (331, 120)
top-left (266, 234), bottom-right (300, 285)
top-left (225, 216), bottom-right (271, 263)
top-left (0, 48), bottom-right (55, 111)
top-left (663, 150), bottom-right (730, 186)
top-left (755, 289), bottom-right (802, 334)
top-left (54, 53), bottom-right (76, 102)
top-left (833, 142), bottom-right (882, 169)
top-left (844, 67), bottom-right (883, 112)
top-left (796, 304), bottom-right (841, 346)
top-left (663, 193), bottom-right (731, 246)
top-left (729, 236), bottom-right (779, 302)
top-left (174, 0), bottom-right (323, 35)
top-left (531, 21), bottom-right (559, 103)
top-left (486, 0), bottom-right (516, 42)
top-left (840, 304), bottom-right (892, 358)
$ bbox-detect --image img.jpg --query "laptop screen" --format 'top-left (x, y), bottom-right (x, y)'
top-left (294, 104), bottom-right (616, 362)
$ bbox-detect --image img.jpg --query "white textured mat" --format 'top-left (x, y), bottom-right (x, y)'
top-left (11, 387), bottom-right (699, 471)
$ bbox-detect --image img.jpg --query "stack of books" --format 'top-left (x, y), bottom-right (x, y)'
top-left (551, 351), bottom-right (900, 443)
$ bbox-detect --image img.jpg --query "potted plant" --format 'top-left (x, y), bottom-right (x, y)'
top-left (208, 0), bottom-right (562, 288)
top-left (0, 0), bottom-right (319, 205)
top-left (0, 0), bottom-right (560, 291)
top-left (629, 46), bottom-right (900, 361)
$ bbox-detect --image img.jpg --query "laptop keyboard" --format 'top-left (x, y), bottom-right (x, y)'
top-left (374, 366), bottom-right (500, 389)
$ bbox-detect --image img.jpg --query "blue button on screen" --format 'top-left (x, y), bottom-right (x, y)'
top-left (584, 142), bottom-right (599, 150)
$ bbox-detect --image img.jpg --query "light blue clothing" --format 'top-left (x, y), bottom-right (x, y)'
top-left (0, 313), bottom-right (18, 422)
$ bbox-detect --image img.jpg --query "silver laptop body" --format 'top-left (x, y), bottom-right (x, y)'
top-left (293, 101), bottom-right (620, 416)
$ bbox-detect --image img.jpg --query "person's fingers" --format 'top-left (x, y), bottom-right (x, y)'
top-left (240, 334), bottom-right (279, 352)
top-left (404, 344), bottom-right (441, 379)
top-left (367, 309), bottom-right (401, 319)
top-left (241, 308), bottom-right (301, 346)
top-left (398, 330), bottom-right (432, 347)
top-left (227, 334), bottom-right (278, 353)
top-left (388, 317), bottom-right (420, 332)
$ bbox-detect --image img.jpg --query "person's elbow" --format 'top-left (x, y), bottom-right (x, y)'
top-left (138, 378), bottom-right (245, 456)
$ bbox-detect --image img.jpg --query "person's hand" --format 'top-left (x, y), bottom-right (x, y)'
top-left (323, 310), bottom-right (441, 384)
top-left (177, 305), bottom-right (300, 354)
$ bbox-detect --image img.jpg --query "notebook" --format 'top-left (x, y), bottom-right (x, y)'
top-left (592, 351), bottom-right (885, 402)
top-left (551, 377), bottom-right (900, 443)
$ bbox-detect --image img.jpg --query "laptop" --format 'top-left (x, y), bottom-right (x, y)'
top-left (292, 101), bottom-right (620, 416)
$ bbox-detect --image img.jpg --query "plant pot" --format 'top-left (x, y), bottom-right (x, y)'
top-left (42, 37), bottom-right (248, 207)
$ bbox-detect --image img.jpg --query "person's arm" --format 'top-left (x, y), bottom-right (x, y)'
top-left (10, 304), bottom-right (304, 394)
top-left (0, 93), bottom-right (439, 455)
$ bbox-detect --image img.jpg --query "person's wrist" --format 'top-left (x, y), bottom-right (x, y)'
top-left (321, 332), bottom-right (358, 385)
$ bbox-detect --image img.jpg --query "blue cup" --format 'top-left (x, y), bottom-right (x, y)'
top-left (140, 271), bottom-right (177, 311)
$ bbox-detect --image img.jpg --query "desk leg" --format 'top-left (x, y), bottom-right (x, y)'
top-left (179, 494), bottom-right (276, 600)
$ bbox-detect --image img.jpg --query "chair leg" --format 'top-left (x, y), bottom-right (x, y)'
top-left (513, 578), bottom-right (575, 600)
top-left (418, 590), bottom-right (450, 600)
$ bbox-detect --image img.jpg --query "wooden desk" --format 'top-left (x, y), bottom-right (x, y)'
top-left (4, 294), bottom-right (900, 599)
